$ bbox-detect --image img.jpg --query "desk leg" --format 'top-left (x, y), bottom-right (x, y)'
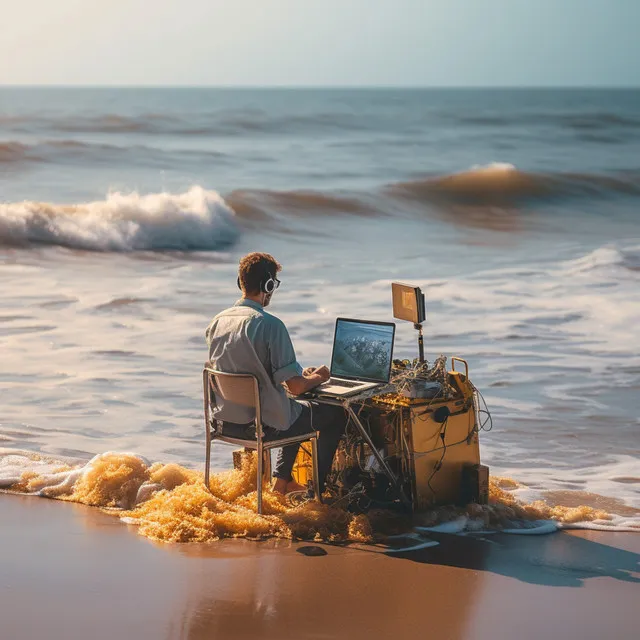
top-left (343, 403), bottom-right (411, 508)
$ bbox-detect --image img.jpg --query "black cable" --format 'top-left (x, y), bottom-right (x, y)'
top-left (411, 433), bottom-right (472, 457)
top-left (474, 387), bottom-right (493, 432)
top-left (299, 443), bottom-right (312, 456)
top-left (426, 415), bottom-right (449, 497)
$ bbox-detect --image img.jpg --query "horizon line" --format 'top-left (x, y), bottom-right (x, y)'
top-left (1, 84), bottom-right (639, 90)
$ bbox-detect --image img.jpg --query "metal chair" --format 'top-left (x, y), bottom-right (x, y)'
top-left (203, 365), bottom-right (320, 514)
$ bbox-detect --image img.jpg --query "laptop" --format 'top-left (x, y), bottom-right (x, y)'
top-left (313, 317), bottom-right (396, 397)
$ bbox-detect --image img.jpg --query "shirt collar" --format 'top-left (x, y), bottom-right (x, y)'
top-left (234, 298), bottom-right (264, 312)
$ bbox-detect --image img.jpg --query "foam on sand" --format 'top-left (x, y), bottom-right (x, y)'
top-left (2, 449), bottom-right (637, 545)
top-left (0, 186), bottom-right (238, 251)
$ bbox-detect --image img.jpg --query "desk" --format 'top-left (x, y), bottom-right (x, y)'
top-left (306, 385), bottom-right (411, 507)
top-left (294, 379), bottom-right (483, 511)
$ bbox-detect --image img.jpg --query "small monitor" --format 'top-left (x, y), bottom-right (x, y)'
top-left (392, 282), bottom-right (425, 324)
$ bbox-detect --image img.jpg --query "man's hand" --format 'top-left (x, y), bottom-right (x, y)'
top-left (310, 365), bottom-right (330, 383)
top-left (284, 365), bottom-right (330, 396)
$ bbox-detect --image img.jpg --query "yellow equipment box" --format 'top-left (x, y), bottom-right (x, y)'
top-left (395, 396), bottom-right (479, 509)
top-left (292, 357), bottom-right (486, 511)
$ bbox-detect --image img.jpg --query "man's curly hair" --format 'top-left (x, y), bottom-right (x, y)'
top-left (238, 252), bottom-right (282, 295)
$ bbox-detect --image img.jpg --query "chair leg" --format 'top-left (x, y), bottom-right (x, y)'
top-left (311, 436), bottom-right (321, 504)
top-left (204, 434), bottom-right (211, 491)
top-left (257, 444), bottom-right (263, 515)
top-left (261, 448), bottom-right (272, 481)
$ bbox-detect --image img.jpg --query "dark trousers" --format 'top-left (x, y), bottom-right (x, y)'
top-left (221, 401), bottom-right (346, 489)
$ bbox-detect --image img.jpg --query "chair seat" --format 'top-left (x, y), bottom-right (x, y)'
top-left (203, 365), bottom-right (320, 513)
top-left (210, 427), bottom-right (317, 451)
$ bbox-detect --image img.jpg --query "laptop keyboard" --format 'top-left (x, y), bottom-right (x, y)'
top-left (326, 378), bottom-right (362, 388)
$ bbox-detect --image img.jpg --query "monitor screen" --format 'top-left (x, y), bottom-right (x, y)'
top-left (331, 319), bottom-right (395, 382)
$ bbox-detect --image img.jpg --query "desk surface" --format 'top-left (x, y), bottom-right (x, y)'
top-left (303, 382), bottom-right (396, 405)
top-left (303, 384), bottom-right (460, 409)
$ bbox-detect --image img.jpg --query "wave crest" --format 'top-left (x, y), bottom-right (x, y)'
top-left (388, 163), bottom-right (640, 205)
top-left (0, 186), bottom-right (238, 251)
top-left (563, 245), bottom-right (640, 274)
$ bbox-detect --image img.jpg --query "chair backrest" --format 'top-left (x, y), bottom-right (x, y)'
top-left (203, 365), bottom-right (262, 431)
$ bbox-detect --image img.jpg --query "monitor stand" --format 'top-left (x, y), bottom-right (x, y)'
top-left (414, 323), bottom-right (425, 363)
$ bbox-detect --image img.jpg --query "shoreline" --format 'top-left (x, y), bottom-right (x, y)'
top-left (1, 493), bottom-right (638, 640)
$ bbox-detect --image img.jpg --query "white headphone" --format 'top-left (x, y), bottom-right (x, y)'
top-left (237, 271), bottom-right (278, 294)
top-left (262, 275), bottom-right (277, 294)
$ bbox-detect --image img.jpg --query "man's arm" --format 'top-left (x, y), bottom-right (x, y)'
top-left (267, 318), bottom-right (330, 395)
top-left (284, 366), bottom-right (330, 396)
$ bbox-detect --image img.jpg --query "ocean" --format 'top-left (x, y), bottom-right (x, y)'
top-left (0, 88), bottom-right (638, 526)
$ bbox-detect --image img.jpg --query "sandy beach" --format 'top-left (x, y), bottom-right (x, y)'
top-left (1, 493), bottom-right (637, 640)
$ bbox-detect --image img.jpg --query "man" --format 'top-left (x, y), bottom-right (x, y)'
top-left (205, 252), bottom-right (345, 495)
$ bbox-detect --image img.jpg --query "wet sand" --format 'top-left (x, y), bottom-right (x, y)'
top-left (1, 493), bottom-right (638, 640)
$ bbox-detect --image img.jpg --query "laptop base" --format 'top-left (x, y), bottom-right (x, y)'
top-left (312, 378), bottom-right (382, 398)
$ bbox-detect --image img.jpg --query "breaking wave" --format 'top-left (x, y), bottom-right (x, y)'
top-left (387, 163), bottom-right (640, 205)
top-left (0, 186), bottom-right (238, 251)
top-left (563, 244), bottom-right (640, 274)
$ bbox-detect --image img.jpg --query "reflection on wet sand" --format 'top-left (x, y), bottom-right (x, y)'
top-left (1, 494), bottom-right (638, 640)
top-left (173, 530), bottom-right (640, 640)
top-left (174, 540), bottom-right (484, 640)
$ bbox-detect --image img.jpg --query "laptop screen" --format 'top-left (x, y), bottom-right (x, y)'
top-left (330, 318), bottom-right (396, 383)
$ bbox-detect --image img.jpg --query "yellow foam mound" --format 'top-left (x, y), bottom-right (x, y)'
top-left (128, 456), bottom-right (361, 543)
top-left (129, 482), bottom-right (283, 543)
top-left (13, 470), bottom-right (41, 493)
top-left (488, 478), bottom-right (611, 524)
top-left (492, 477), bottom-right (520, 490)
top-left (149, 462), bottom-right (199, 491)
top-left (65, 453), bottom-right (149, 509)
top-left (12, 453), bottom-right (615, 544)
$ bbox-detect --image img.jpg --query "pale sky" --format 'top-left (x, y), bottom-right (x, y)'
top-left (1, 0), bottom-right (639, 87)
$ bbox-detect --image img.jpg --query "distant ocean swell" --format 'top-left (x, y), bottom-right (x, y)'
top-left (0, 111), bottom-right (370, 136)
top-left (2, 109), bottom-right (640, 136)
top-left (454, 111), bottom-right (640, 130)
top-left (2, 164), bottom-right (640, 251)
top-left (387, 163), bottom-right (640, 204)
top-left (0, 139), bottom-right (230, 166)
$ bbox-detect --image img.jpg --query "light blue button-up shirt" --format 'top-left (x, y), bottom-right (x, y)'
top-left (205, 299), bottom-right (303, 430)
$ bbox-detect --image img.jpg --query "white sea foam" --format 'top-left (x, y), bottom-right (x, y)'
top-left (470, 162), bottom-right (518, 173)
top-left (0, 186), bottom-right (238, 251)
top-left (398, 242), bottom-right (640, 357)
top-left (0, 449), bottom-right (151, 508)
top-left (563, 244), bottom-right (640, 275)
top-left (0, 449), bottom-right (84, 488)
top-left (416, 518), bottom-right (561, 535)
